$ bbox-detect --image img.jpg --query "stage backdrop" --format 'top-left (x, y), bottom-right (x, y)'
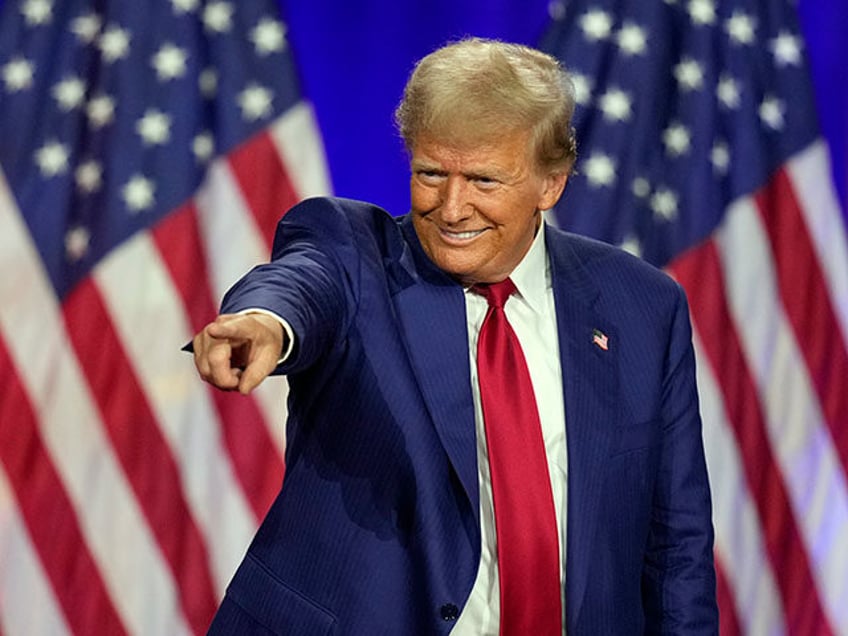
top-left (0, 0), bottom-right (846, 634)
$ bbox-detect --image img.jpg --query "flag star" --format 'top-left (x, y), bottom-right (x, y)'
top-left (203, 1), bottom-right (233, 33)
top-left (663, 122), bottom-right (691, 156)
top-left (759, 96), bottom-right (786, 130)
top-left (122, 175), bottom-right (155, 213)
top-left (617, 23), bottom-right (648, 56)
top-left (598, 87), bottom-right (632, 122)
top-left (717, 74), bottom-right (741, 109)
top-left (579, 9), bottom-right (613, 42)
top-left (98, 25), bottom-right (131, 63)
top-left (251, 17), bottom-right (287, 56)
top-left (52, 76), bottom-right (86, 111)
top-left (199, 68), bottom-right (218, 98)
top-left (651, 188), bottom-right (679, 221)
top-left (237, 83), bottom-right (273, 121)
top-left (631, 177), bottom-right (650, 198)
top-left (620, 234), bottom-right (642, 258)
top-left (770, 32), bottom-right (802, 67)
top-left (136, 109), bottom-right (172, 145)
top-left (170, 0), bottom-right (199, 13)
top-left (711, 141), bottom-right (730, 174)
top-left (151, 43), bottom-right (188, 81)
top-left (70, 12), bottom-right (101, 43)
top-left (2, 57), bottom-right (35, 92)
top-left (86, 94), bottom-right (115, 128)
top-left (725, 11), bottom-right (756, 45)
top-left (193, 132), bottom-right (214, 162)
top-left (75, 160), bottom-right (103, 193)
top-left (21, 0), bottom-right (52, 26)
top-left (34, 140), bottom-right (70, 177)
top-left (674, 58), bottom-right (704, 91)
top-left (583, 152), bottom-right (617, 188)
top-left (688, 0), bottom-right (716, 26)
top-left (65, 226), bottom-right (91, 261)
top-left (569, 72), bottom-right (592, 106)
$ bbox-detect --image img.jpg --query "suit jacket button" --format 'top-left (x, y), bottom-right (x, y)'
top-left (440, 603), bottom-right (459, 621)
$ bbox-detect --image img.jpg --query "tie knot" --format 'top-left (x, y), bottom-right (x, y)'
top-left (475, 278), bottom-right (517, 308)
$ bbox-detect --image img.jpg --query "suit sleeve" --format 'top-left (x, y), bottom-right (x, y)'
top-left (642, 284), bottom-right (719, 634)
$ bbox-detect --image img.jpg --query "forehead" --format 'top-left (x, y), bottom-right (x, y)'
top-left (411, 131), bottom-right (534, 169)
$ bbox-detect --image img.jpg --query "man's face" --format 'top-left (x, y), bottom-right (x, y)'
top-left (409, 131), bottom-right (567, 286)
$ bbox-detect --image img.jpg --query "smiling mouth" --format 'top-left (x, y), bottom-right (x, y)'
top-left (439, 228), bottom-right (487, 243)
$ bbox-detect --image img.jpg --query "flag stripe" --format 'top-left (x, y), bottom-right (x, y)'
top-left (694, 331), bottom-right (786, 636)
top-left (152, 202), bottom-right (284, 520)
top-left (716, 190), bottom-right (848, 632)
top-left (755, 169), bottom-right (848, 474)
top-left (62, 279), bottom-right (219, 634)
top-left (0, 466), bottom-right (72, 636)
top-left (714, 555), bottom-right (742, 636)
top-left (670, 240), bottom-right (835, 636)
top-left (0, 337), bottom-right (125, 636)
top-left (269, 103), bottom-right (334, 201)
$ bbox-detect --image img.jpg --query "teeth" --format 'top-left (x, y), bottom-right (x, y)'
top-left (444, 229), bottom-right (483, 240)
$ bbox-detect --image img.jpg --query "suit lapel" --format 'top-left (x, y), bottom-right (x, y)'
top-left (389, 217), bottom-right (479, 509)
top-left (546, 227), bottom-right (621, 631)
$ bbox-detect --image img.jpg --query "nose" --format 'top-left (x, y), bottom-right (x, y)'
top-left (439, 176), bottom-right (472, 224)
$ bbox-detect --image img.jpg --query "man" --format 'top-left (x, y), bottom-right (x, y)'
top-left (193, 38), bottom-right (718, 634)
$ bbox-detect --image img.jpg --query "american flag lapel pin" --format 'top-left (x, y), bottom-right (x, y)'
top-left (592, 328), bottom-right (609, 351)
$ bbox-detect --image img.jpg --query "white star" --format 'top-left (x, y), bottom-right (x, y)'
top-left (98, 25), bottom-right (131, 63)
top-left (770, 32), bottom-right (802, 67)
top-left (251, 17), bottom-right (287, 56)
top-left (725, 11), bottom-right (756, 45)
top-left (199, 68), bottom-right (218, 98)
top-left (34, 140), bottom-right (69, 177)
top-left (663, 122), bottom-right (691, 156)
top-left (717, 74), bottom-right (741, 109)
top-left (136, 109), bottom-right (172, 145)
top-left (651, 188), bottom-right (679, 221)
top-left (569, 72), bottom-right (592, 106)
top-left (579, 9), bottom-right (613, 41)
top-left (583, 152), bottom-right (617, 188)
top-left (65, 226), bottom-right (90, 261)
top-left (122, 175), bottom-right (155, 213)
top-left (151, 43), bottom-right (188, 81)
top-left (631, 177), bottom-right (650, 198)
top-left (2, 57), bottom-right (35, 92)
top-left (617, 23), bottom-right (648, 56)
top-left (52, 76), bottom-right (86, 111)
top-left (711, 141), bottom-right (730, 174)
top-left (21, 0), bottom-right (52, 26)
top-left (70, 12), bottom-right (101, 43)
top-left (620, 234), bottom-right (642, 258)
top-left (75, 160), bottom-right (102, 193)
top-left (237, 83), bottom-right (273, 121)
top-left (674, 58), bottom-right (704, 91)
top-left (688, 0), bottom-right (716, 26)
top-left (170, 0), bottom-right (199, 13)
top-left (203, 1), bottom-right (233, 33)
top-left (86, 94), bottom-right (115, 128)
top-left (193, 132), bottom-right (214, 162)
top-left (598, 87), bottom-right (632, 122)
top-left (759, 96), bottom-right (786, 130)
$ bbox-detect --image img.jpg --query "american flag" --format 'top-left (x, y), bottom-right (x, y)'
top-left (541, 0), bottom-right (848, 634)
top-left (0, 0), bottom-right (329, 633)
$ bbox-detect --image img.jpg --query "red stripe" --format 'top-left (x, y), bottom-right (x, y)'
top-left (755, 169), bottom-right (848, 475)
top-left (152, 202), bottom-right (283, 519)
top-left (0, 334), bottom-right (127, 636)
top-left (62, 280), bottom-right (218, 635)
top-left (670, 240), bottom-right (835, 636)
top-left (714, 553), bottom-right (742, 636)
top-left (226, 129), bottom-right (300, 251)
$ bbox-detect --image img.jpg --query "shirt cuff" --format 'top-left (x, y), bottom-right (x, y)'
top-left (237, 308), bottom-right (295, 364)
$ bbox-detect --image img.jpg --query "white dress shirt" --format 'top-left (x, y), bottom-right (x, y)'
top-left (452, 223), bottom-right (568, 635)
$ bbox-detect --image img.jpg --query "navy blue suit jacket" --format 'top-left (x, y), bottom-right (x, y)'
top-left (207, 196), bottom-right (717, 635)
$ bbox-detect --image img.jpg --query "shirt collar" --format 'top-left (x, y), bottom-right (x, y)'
top-left (507, 219), bottom-right (549, 315)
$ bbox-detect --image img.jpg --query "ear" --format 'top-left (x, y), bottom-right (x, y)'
top-left (538, 170), bottom-right (569, 211)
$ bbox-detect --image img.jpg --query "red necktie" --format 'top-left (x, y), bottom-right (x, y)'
top-left (476, 279), bottom-right (562, 635)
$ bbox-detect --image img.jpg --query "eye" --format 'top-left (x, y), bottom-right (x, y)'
top-left (472, 175), bottom-right (499, 190)
top-left (415, 169), bottom-right (444, 185)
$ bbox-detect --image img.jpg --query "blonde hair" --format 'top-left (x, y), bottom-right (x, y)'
top-left (395, 38), bottom-right (577, 173)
